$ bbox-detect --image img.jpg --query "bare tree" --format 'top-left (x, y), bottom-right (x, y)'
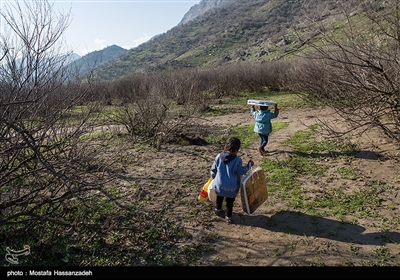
top-left (288, 0), bottom-right (400, 145)
top-left (0, 1), bottom-right (114, 228)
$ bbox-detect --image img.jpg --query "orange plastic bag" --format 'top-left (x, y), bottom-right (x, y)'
top-left (198, 177), bottom-right (212, 202)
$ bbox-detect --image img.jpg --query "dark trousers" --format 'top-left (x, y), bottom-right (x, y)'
top-left (216, 196), bottom-right (235, 218)
top-left (258, 133), bottom-right (269, 151)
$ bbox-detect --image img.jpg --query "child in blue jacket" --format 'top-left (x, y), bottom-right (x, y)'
top-left (210, 137), bottom-right (254, 223)
top-left (251, 104), bottom-right (279, 155)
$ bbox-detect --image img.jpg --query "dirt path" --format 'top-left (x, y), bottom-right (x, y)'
top-left (112, 105), bottom-right (399, 267)
top-left (189, 107), bottom-right (400, 266)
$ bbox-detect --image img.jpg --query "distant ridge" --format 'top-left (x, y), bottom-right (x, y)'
top-left (67, 44), bottom-right (128, 76)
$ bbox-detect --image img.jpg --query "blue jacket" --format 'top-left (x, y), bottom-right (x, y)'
top-left (210, 151), bottom-right (251, 198)
top-left (251, 107), bottom-right (279, 135)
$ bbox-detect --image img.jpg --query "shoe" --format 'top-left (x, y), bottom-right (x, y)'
top-left (225, 216), bottom-right (232, 223)
top-left (258, 147), bottom-right (264, 156)
top-left (215, 208), bottom-right (223, 215)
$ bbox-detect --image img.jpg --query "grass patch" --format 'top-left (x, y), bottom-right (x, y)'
top-left (263, 124), bottom-right (399, 226)
top-left (337, 166), bottom-right (358, 180)
top-left (284, 125), bottom-right (359, 155)
top-left (1, 189), bottom-right (206, 266)
top-left (229, 124), bottom-right (257, 148)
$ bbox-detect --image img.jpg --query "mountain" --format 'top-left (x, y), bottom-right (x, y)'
top-left (65, 0), bottom-right (222, 76)
top-left (92, 0), bottom-right (361, 81)
top-left (178, 0), bottom-right (229, 25)
top-left (69, 53), bottom-right (81, 63)
top-left (67, 44), bottom-right (128, 77)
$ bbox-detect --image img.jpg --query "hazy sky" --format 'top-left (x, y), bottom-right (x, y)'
top-left (52, 0), bottom-right (201, 56)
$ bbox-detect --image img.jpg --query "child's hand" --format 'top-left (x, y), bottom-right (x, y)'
top-left (251, 105), bottom-right (255, 109)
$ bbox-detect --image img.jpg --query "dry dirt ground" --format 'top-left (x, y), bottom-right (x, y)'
top-left (116, 105), bottom-right (400, 268)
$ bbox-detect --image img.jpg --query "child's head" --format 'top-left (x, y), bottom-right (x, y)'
top-left (225, 137), bottom-right (241, 153)
top-left (260, 106), bottom-right (269, 111)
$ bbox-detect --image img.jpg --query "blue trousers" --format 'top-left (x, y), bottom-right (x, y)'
top-left (258, 133), bottom-right (269, 151)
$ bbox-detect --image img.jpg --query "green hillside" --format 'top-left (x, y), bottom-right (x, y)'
top-left (93, 0), bottom-right (361, 81)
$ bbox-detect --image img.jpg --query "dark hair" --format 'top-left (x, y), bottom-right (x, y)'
top-left (260, 106), bottom-right (269, 110)
top-left (224, 137), bottom-right (241, 152)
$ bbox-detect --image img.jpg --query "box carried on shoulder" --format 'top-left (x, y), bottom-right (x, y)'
top-left (247, 99), bottom-right (276, 106)
top-left (240, 166), bottom-right (268, 214)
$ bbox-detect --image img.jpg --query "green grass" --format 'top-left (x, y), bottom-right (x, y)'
top-left (337, 166), bottom-right (358, 180)
top-left (262, 123), bottom-right (400, 227)
top-left (283, 124), bottom-right (359, 157)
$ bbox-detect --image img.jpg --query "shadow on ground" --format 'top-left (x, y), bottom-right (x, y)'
top-left (234, 210), bottom-right (400, 246)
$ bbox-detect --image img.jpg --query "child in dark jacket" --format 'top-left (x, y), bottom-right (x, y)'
top-left (210, 137), bottom-right (254, 223)
top-left (251, 104), bottom-right (279, 155)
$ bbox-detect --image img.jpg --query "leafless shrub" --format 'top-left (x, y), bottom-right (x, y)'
top-left (287, 0), bottom-right (400, 145)
top-left (106, 70), bottom-right (197, 149)
top-left (104, 52), bottom-right (295, 150)
top-left (0, 0), bottom-right (116, 228)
